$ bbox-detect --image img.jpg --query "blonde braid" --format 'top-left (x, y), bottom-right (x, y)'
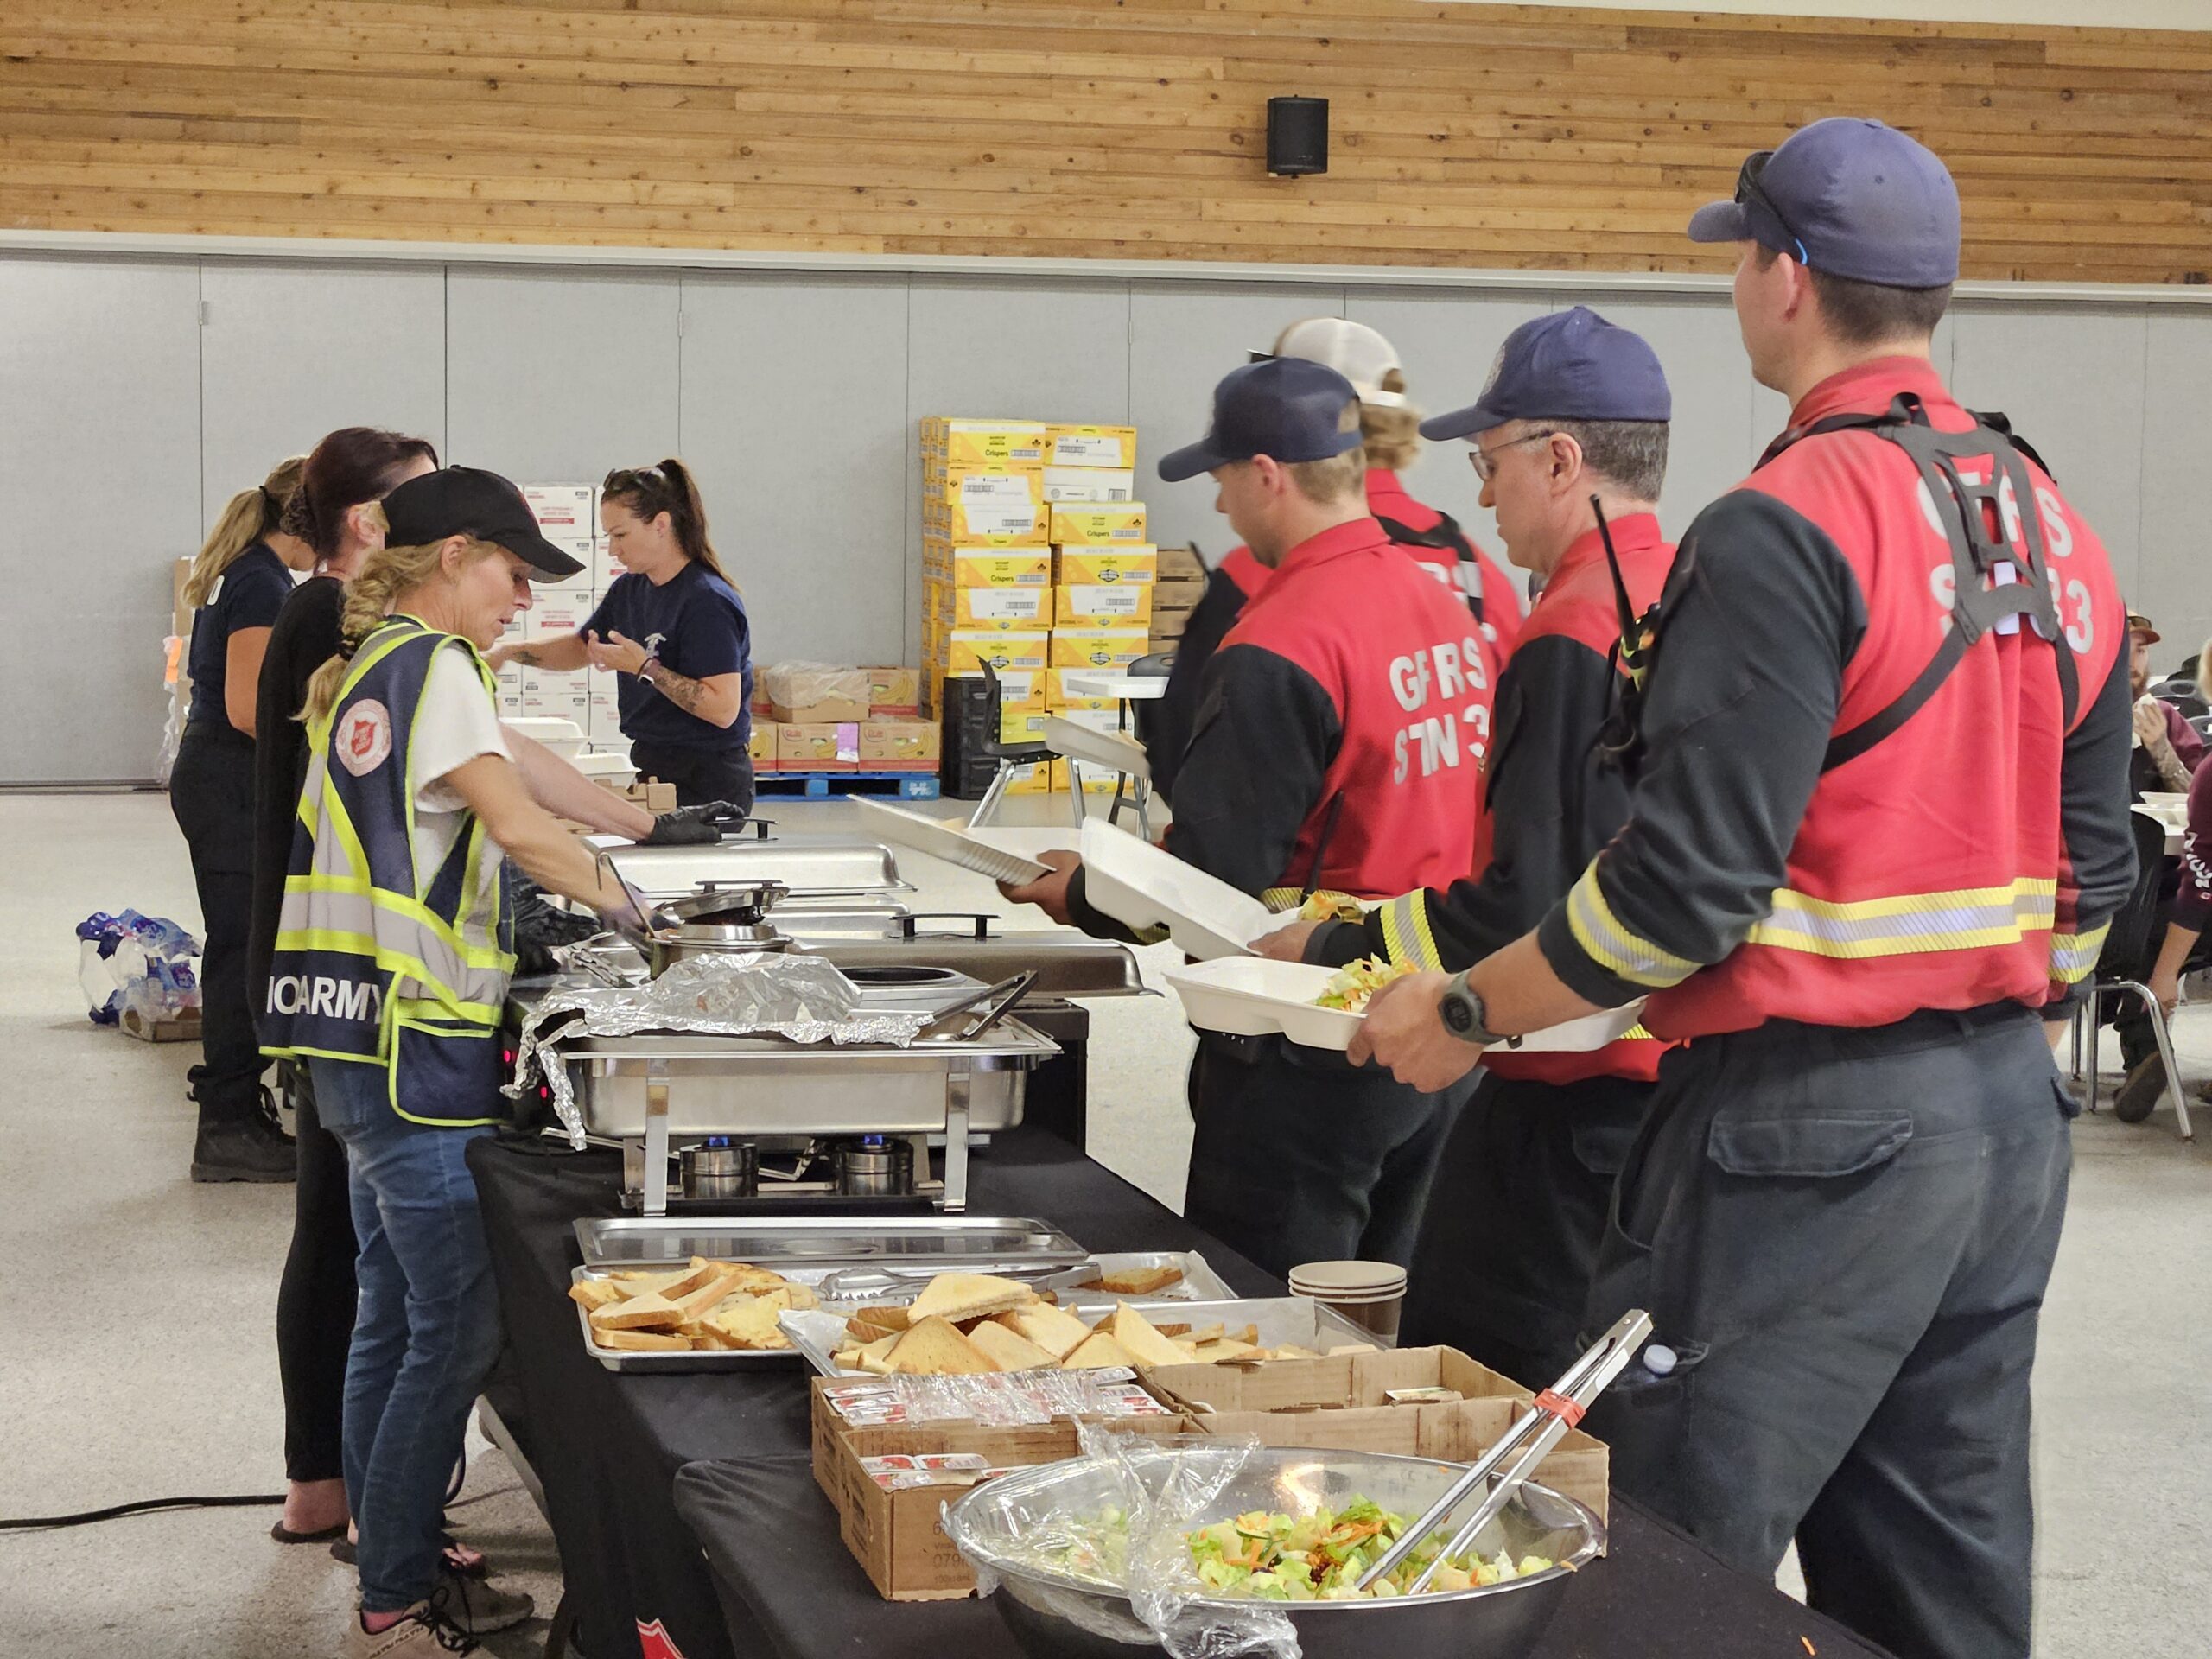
top-left (297, 528), bottom-right (475, 725)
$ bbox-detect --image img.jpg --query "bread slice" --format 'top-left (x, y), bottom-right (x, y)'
top-left (1098, 1303), bottom-right (1194, 1368)
top-left (965, 1320), bottom-right (1057, 1373)
top-left (665, 1266), bottom-right (752, 1322)
top-left (1189, 1338), bottom-right (1262, 1364)
top-left (569, 1278), bottom-right (625, 1312)
top-left (853, 1305), bottom-right (911, 1332)
top-left (847, 1317), bottom-right (903, 1343)
top-left (1062, 1331), bottom-right (1141, 1370)
top-left (596, 1326), bottom-right (690, 1352)
top-left (591, 1291), bottom-right (685, 1332)
top-left (706, 1290), bottom-right (795, 1349)
top-left (1094, 1265), bottom-right (1185, 1296)
top-left (884, 1315), bottom-right (999, 1375)
top-left (907, 1273), bottom-right (1036, 1325)
top-left (657, 1257), bottom-right (725, 1303)
top-left (995, 1301), bottom-right (1095, 1363)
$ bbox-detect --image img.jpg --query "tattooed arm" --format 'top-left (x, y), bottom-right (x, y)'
top-left (639, 660), bottom-right (747, 729)
top-left (488, 632), bottom-right (590, 673)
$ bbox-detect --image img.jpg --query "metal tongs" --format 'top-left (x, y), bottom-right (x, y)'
top-left (1355, 1308), bottom-right (1655, 1595)
top-left (915, 970), bottom-right (1036, 1042)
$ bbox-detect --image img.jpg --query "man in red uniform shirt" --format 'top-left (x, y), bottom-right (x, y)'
top-left (1142, 319), bottom-right (1517, 798)
top-left (1256, 305), bottom-right (1677, 1390)
top-left (1353, 119), bottom-right (2134, 1659)
top-left (1003, 356), bottom-right (1494, 1277)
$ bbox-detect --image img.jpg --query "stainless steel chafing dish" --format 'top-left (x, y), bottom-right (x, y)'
top-left (583, 824), bottom-right (908, 897)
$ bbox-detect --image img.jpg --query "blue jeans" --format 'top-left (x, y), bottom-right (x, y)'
top-left (309, 1058), bottom-right (503, 1613)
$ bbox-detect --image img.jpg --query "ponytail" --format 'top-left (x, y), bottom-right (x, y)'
top-left (298, 516), bottom-right (499, 725)
top-left (183, 455), bottom-right (305, 607)
top-left (603, 458), bottom-right (733, 587)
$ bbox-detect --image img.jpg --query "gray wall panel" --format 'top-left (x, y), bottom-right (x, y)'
top-left (0, 258), bottom-right (202, 783)
top-left (1343, 288), bottom-right (1551, 576)
top-left (678, 273), bottom-right (911, 664)
top-left (200, 261), bottom-right (447, 505)
top-left (445, 268), bottom-right (680, 480)
top-left (2134, 310), bottom-right (2212, 667)
top-left (1950, 305), bottom-right (2145, 605)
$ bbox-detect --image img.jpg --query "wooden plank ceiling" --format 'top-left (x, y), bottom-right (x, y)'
top-left (1, 0), bottom-right (2208, 283)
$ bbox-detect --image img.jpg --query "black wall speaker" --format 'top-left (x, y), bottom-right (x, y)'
top-left (1267, 96), bottom-right (1328, 177)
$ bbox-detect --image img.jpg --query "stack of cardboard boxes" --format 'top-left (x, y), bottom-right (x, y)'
top-left (752, 664), bottom-right (937, 779)
top-left (1149, 543), bottom-right (1208, 654)
top-left (499, 484), bottom-right (620, 743)
top-left (920, 418), bottom-right (1149, 794)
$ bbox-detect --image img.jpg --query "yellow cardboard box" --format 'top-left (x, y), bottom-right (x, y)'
top-left (1050, 626), bottom-right (1153, 670)
top-left (923, 579), bottom-right (1054, 628)
top-left (867, 667), bottom-right (920, 715)
top-left (859, 721), bottom-right (940, 769)
top-left (749, 720), bottom-right (781, 771)
top-left (931, 664), bottom-right (1046, 710)
top-left (779, 721), bottom-right (861, 771)
top-left (999, 707), bottom-right (1052, 747)
top-left (922, 546), bottom-right (1053, 588)
top-left (923, 469), bottom-right (1048, 542)
top-left (1055, 582), bottom-right (1153, 626)
top-left (1039, 467), bottom-right (1135, 505)
top-left (1054, 546), bottom-right (1158, 586)
top-left (932, 630), bottom-right (1052, 677)
top-left (1045, 689), bottom-right (1122, 715)
top-left (1051, 503), bottom-right (1148, 545)
top-left (922, 417), bottom-right (1049, 467)
top-left (1045, 424), bottom-right (1138, 468)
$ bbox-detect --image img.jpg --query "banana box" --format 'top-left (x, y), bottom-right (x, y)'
top-left (923, 579), bottom-right (1054, 629)
top-left (1051, 503), bottom-right (1148, 545)
top-left (922, 546), bottom-right (1052, 588)
top-left (1055, 582), bottom-right (1153, 626)
top-left (1054, 546), bottom-right (1157, 586)
top-left (1050, 626), bottom-right (1153, 671)
top-left (1045, 424), bottom-right (1138, 468)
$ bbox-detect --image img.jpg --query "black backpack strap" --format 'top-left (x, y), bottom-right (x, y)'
top-left (1375, 510), bottom-right (1485, 625)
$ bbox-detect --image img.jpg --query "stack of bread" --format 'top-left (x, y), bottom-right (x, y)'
top-left (569, 1256), bottom-right (820, 1352)
top-left (828, 1271), bottom-right (1371, 1376)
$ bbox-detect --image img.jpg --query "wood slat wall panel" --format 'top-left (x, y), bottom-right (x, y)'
top-left (2, 0), bottom-right (2206, 282)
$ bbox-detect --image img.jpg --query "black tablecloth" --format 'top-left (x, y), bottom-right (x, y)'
top-left (468, 1130), bottom-right (1280, 1659)
top-left (671, 1454), bottom-right (1890, 1659)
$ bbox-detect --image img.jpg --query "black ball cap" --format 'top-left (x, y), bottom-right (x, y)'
top-left (380, 466), bottom-right (584, 581)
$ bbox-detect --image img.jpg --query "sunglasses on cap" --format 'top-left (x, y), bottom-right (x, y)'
top-left (1738, 150), bottom-right (1809, 267)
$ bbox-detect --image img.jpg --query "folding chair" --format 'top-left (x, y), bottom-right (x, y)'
top-left (2075, 809), bottom-right (2192, 1138)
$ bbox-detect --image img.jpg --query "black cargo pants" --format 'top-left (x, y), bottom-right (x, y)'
top-left (1582, 1001), bottom-right (2072, 1659)
top-left (1401, 1071), bottom-right (1651, 1390)
top-left (1183, 1033), bottom-right (1458, 1281)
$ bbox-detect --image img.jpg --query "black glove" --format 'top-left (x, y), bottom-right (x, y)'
top-left (643, 802), bottom-right (745, 846)
top-left (507, 865), bottom-right (604, 977)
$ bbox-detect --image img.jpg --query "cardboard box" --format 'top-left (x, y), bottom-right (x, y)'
top-left (1045, 423), bottom-right (1138, 468)
top-left (524, 601), bottom-right (589, 643)
top-left (920, 417), bottom-right (1049, 467)
top-left (590, 543), bottom-right (621, 593)
top-left (748, 721), bottom-right (780, 771)
top-left (1040, 466), bottom-right (1135, 504)
top-left (1051, 626), bottom-right (1153, 671)
top-left (810, 1380), bottom-right (1185, 1601)
top-left (922, 546), bottom-right (1052, 588)
top-left (1151, 576), bottom-right (1207, 613)
top-left (1051, 503), bottom-right (1148, 545)
top-left (572, 778), bottom-right (676, 817)
top-left (866, 666), bottom-right (920, 716)
top-left (859, 720), bottom-right (940, 769)
top-left (923, 467), bottom-right (1049, 543)
top-left (935, 665), bottom-right (1046, 711)
top-left (1002, 758), bottom-right (1059, 794)
top-left (999, 706), bottom-right (1052, 747)
top-left (932, 629), bottom-right (1052, 677)
top-left (1157, 542), bottom-right (1207, 582)
top-left (1055, 582), bottom-right (1154, 626)
top-left (772, 695), bottom-right (870, 724)
top-left (1055, 546), bottom-right (1158, 587)
top-left (779, 721), bottom-right (861, 771)
top-left (924, 580), bottom-right (1054, 628)
top-left (521, 483), bottom-right (596, 541)
top-left (1150, 1346), bottom-right (1609, 1530)
top-left (1045, 689), bottom-right (1122, 715)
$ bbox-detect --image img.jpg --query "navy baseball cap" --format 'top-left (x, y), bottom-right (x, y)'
top-left (1157, 357), bottom-right (1363, 483)
top-left (1688, 118), bottom-right (1961, 288)
top-left (1421, 307), bottom-right (1671, 442)
top-left (382, 466), bottom-right (584, 580)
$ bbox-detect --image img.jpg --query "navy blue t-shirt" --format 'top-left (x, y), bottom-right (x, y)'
top-left (582, 560), bottom-right (752, 751)
top-left (187, 541), bottom-right (295, 732)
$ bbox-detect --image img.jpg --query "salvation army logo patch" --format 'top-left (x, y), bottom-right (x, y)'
top-left (336, 699), bottom-right (394, 777)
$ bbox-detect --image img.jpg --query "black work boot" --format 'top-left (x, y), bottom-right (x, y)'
top-left (191, 1110), bottom-right (297, 1182)
top-left (2113, 1054), bottom-right (2171, 1124)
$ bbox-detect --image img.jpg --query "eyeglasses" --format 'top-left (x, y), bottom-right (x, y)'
top-left (1737, 150), bottom-right (1810, 266)
top-left (1468, 429), bottom-right (1556, 484)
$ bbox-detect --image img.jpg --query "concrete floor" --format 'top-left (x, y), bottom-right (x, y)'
top-left (1, 790), bottom-right (2207, 1657)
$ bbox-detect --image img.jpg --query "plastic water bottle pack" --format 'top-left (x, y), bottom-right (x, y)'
top-left (77, 910), bottom-right (202, 1027)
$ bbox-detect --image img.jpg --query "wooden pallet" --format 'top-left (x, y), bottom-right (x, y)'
top-left (753, 769), bottom-right (941, 800)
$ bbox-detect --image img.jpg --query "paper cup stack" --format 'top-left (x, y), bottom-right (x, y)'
top-left (1288, 1259), bottom-right (1408, 1343)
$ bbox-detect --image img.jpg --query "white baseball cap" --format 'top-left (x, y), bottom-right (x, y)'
top-left (1261, 318), bottom-right (1407, 407)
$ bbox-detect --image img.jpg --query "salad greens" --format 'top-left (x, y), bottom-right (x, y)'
top-left (1315, 957), bottom-right (1413, 1014)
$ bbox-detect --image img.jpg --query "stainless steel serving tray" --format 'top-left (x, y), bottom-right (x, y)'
top-left (586, 836), bottom-right (909, 895)
top-left (800, 933), bottom-right (1148, 998)
top-left (556, 1017), bottom-right (1059, 1139)
top-left (573, 1213), bottom-right (1089, 1269)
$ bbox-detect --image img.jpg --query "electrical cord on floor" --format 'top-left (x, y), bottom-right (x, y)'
top-left (0, 1493), bottom-right (284, 1531)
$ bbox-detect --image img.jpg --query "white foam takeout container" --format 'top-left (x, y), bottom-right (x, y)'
top-left (1165, 957), bottom-right (1645, 1054)
top-left (1076, 819), bottom-right (1275, 960)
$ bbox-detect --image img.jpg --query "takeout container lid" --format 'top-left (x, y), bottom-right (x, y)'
top-left (1288, 1260), bottom-right (1408, 1301)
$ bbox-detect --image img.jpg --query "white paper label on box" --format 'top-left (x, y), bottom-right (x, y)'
top-left (1052, 435), bottom-right (1128, 466)
top-left (1061, 584), bottom-right (1145, 617)
top-left (1041, 467), bottom-right (1135, 504)
top-left (522, 485), bottom-right (596, 539)
top-left (965, 588), bottom-right (1049, 621)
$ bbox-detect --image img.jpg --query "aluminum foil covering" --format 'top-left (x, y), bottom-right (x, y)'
top-left (507, 952), bottom-right (931, 1148)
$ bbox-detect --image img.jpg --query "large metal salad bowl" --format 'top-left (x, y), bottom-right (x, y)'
top-left (942, 1441), bottom-right (1603, 1659)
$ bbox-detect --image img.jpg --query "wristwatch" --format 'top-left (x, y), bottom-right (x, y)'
top-left (1438, 971), bottom-right (1507, 1047)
